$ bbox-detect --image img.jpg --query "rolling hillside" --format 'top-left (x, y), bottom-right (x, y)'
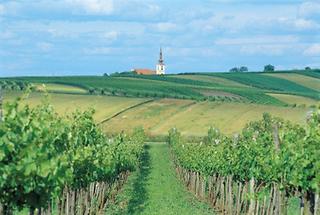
top-left (4, 69), bottom-right (320, 106)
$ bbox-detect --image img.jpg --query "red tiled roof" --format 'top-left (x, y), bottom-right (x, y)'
top-left (134, 69), bottom-right (156, 75)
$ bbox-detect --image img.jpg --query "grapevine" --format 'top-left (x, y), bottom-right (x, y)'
top-left (0, 98), bottom-right (145, 214)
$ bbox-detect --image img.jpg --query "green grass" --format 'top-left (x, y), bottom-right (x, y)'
top-left (121, 74), bottom-right (285, 105)
top-left (9, 76), bottom-right (203, 100)
top-left (3, 91), bottom-right (147, 122)
top-left (102, 99), bottom-right (310, 136)
top-left (107, 143), bottom-right (214, 215)
top-left (2, 69), bottom-right (320, 105)
top-left (264, 73), bottom-right (320, 91)
top-left (273, 69), bottom-right (320, 79)
top-left (4, 92), bottom-right (311, 136)
top-left (2, 75), bottom-right (286, 105)
top-left (172, 74), bottom-right (251, 88)
top-left (200, 72), bottom-right (320, 100)
top-left (268, 93), bottom-right (319, 106)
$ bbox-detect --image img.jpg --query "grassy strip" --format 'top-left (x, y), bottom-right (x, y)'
top-left (98, 99), bottom-right (155, 124)
top-left (106, 143), bottom-right (214, 215)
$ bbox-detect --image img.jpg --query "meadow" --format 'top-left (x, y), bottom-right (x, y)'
top-left (3, 91), bottom-right (314, 137)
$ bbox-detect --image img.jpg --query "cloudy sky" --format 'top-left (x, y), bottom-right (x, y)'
top-left (0, 0), bottom-right (320, 76)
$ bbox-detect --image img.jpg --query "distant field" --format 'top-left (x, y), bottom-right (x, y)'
top-left (35, 83), bottom-right (88, 94)
top-left (201, 72), bottom-right (320, 100)
top-left (172, 74), bottom-right (250, 88)
top-left (101, 99), bottom-right (311, 136)
top-left (268, 93), bottom-right (319, 106)
top-left (2, 70), bottom-right (320, 107)
top-left (11, 76), bottom-right (203, 99)
top-left (3, 92), bottom-right (312, 136)
top-left (264, 73), bottom-right (320, 91)
top-left (4, 91), bottom-right (147, 122)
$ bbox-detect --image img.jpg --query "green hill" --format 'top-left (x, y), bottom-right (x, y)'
top-left (2, 69), bottom-right (320, 106)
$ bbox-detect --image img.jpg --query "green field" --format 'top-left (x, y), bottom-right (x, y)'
top-left (199, 72), bottom-right (319, 99)
top-left (3, 91), bottom-right (148, 122)
top-left (102, 99), bottom-right (312, 136)
top-left (4, 69), bottom-right (319, 106)
top-left (4, 92), bottom-right (315, 137)
top-left (267, 93), bottom-right (319, 106)
top-left (265, 73), bottom-right (320, 91)
top-left (2, 71), bottom-right (320, 135)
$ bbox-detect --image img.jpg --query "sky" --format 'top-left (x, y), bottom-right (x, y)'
top-left (0, 0), bottom-right (320, 76)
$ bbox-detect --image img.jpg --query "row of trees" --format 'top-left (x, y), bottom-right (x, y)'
top-left (229, 65), bottom-right (274, 73)
top-left (168, 110), bottom-right (319, 214)
top-left (0, 97), bottom-right (145, 214)
top-left (230, 65), bottom-right (315, 73)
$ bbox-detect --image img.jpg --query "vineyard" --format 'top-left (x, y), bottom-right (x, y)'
top-left (0, 97), bottom-right (145, 214)
top-left (168, 108), bottom-right (320, 214)
top-left (0, 70), bottom-right (319, 214)
top-left (5, 69), bottom-right (320, 105)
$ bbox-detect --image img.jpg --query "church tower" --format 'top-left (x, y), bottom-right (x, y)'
top-left (156, 48), bottom-right (165, 75)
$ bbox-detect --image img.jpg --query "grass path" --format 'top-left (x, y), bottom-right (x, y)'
top-left (107, 143), bottom-right (214, 215)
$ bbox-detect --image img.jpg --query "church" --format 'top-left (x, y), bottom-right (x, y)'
top-left (133, 48), bottom-right (166, 75)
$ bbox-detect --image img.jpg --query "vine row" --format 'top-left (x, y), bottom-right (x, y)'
top-left (168, 109), bottom-right (319, 214)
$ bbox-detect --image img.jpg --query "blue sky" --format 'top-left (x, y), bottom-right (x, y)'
top-left (0, 0), bottom-right (320, 76)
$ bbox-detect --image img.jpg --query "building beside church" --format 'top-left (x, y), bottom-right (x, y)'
top-left (133, 48), bottom-right (166, 75)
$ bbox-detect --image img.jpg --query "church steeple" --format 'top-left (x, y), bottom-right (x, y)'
top-left (159, 47), bottom-right (164, 64)
top-left (156, 47), bottom-right (166, 75)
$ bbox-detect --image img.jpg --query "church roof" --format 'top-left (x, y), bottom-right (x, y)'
top-left (134, 69), bottom-right (156, 75)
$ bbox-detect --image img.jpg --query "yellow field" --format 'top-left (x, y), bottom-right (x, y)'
top-left (172, 75), bottom-right (251, 88)
top-left (35, 83), bottom-right (88, 94)
top-left (268, 93), bottom-right (319, 106)
top-left (4, 92), bottom-right (148, 122)
top-left (102, 99), bottom-right (312, 136)
top-left (4, 92), bottom-right (314, 137)
top-left (264, 73), bottom-right (320, 91)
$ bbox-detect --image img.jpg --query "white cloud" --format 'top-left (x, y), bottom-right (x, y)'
top-left (294, 18), bottom-right (319, 30)
top-left (299, 1), bottom-right (320, 17)
top-left (0, 31), bottom-right (14, 39)
top-left (278, 17), bottom-right (319, 30)
top-left (101, 31), bottom-right (118, 41)
top-left (147, 4), bottom-right (160, 13)
top-left (153, 22), bottom-right (177, 32)
top-left (0, 4), bottom-right (4, 15)
top-left (37, 42), bottom-right (53, 52)
top-left (83, 47), bottom-right (113, 55)
top-left (304, 44), bottom-right (320, 56)
top-left (215, 35), bottom-right (299, 45)
top-left (67, 0), bottom-right (114, 15)
top-left (240, 45), bottom-right (287, 56)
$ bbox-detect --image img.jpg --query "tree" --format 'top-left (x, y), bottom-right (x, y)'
top-left (229, 67), bottom-right (240, 73)
top-left (305, 66), bottom-right (311, 70)
top-left (264, 64), bottom-right (275, 72)
top-left (88, 87), bottom-right (95, 94)
top-left (239, 66), bottom-right (248, 72)
top-left (230, 66), bottom-right (248, 72)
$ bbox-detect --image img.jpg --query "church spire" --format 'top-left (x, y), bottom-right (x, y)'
top-left (159, 47), bottom-right (164, 64)
top-left (156, 47), bottom-right (166, 75)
